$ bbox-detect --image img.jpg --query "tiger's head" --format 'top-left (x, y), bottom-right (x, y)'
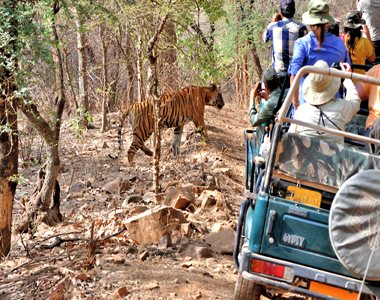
top-left (206, 83), bottom-right (225, 109)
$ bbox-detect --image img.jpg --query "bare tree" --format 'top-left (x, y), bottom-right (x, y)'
top-left (15, 2), bottom-right (66, 232)
top-left (146, 15), bottom-right (168, 195)
top-left (73, 6), bottom-right (89, 128)
top-left (99, 26), bottom-right (110, 132)
top-left (0, 0), bottom-right (19, 257)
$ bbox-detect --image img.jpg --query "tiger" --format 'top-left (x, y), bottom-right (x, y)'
top-left (110, 84), bottom-right (224, 163)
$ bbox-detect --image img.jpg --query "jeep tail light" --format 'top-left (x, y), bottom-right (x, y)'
top-left (251, 258), bottom-right (293, 281)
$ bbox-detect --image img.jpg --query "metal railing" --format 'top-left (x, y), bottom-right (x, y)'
top-left (276, 66), bottom-right (380, 146)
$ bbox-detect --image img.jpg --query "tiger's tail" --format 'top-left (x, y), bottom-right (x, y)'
top-left (108, 107), bottom-right (132, 159)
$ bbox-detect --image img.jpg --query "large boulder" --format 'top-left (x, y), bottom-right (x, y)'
top-left (203, 229), bottom-right (235, 254)
top-left (163, 187), bottom-right (195, 210)
top-left (124, 206), bottom-right (187, 245)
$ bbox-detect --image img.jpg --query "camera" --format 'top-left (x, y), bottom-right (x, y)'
top-left (331, 62), bottom-right (342, 71)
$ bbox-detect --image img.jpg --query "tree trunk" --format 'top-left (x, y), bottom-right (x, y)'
top-left (243, 52), bottom-right (249, 108)
top-left (146, 16), bottom-right (168, 196)
top-left (74, 7), bottom-right (89, 128)
top-left (100, 26), bottom-right (109, 132)
top-left (0, 0), bottom-right (19, 257)
top-left (0, 97), bottom-right (18, 257)
top-left (137, 35), bottom-right (144, 103)
top-left (15, 2), bottom-right (65, 233)
top-left (126, 28), bottom-right (135, 108)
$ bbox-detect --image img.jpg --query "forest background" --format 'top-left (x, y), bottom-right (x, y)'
top-left (0, 0), bottom-right (356, 272)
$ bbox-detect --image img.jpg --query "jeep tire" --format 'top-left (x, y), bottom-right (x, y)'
top-left (233, 273), bottom-right (262, 300)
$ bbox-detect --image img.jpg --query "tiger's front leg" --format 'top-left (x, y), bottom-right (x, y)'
top-left (193, 119), bottom-right (209, 142)
top-left (172, 126), bottom-right (183, 156)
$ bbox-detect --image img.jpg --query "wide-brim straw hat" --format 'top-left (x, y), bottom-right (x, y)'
top-left (302, 0), bottom-right (335, 25)
top-left (303, 60), bottom-right (341, 106)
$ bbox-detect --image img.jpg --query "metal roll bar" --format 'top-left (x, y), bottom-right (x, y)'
top-left (276, 66), bottom-right (380, 146)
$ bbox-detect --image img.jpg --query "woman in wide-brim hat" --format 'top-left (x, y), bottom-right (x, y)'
top-left (289, 60), bottom-right (361, 144)
top-left (288, 0), bottom-right (351, 115)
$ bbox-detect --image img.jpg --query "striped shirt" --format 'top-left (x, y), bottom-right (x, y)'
top-left (264, 18), bottom-right (307, 75)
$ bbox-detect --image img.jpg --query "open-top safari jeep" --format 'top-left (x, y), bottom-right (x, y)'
top-left (234, 66), bottom-right (380, 300)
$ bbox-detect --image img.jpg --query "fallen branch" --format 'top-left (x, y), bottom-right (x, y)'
top-left (39, 227), bottom-right (127, 250)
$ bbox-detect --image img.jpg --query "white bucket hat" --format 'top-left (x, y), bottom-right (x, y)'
top-left (302, 60), bottom-right (341, 105)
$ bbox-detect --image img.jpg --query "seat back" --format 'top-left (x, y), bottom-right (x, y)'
top-left (274, 133), bottom-right (380, 190)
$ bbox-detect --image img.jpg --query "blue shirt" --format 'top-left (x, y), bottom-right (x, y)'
top-left (288, 31), bottom-right (351, 112)
top-left (264, 18), bottom-right (308, 75)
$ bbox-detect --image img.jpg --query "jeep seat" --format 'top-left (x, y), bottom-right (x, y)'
top-left (274, 133), bottom-right (380, 193)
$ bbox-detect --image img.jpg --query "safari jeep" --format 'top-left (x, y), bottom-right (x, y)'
top-left (233, 65), bottom-right (380, 300)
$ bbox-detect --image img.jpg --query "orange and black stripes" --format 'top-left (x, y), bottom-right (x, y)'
top-left (109, 84), bottom-right (224, 163)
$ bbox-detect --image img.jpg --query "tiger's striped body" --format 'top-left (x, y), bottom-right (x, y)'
top-left (113, 84), bottom-right (224, 163)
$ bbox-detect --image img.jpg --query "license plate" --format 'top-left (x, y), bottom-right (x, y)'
top-left (285, 186), bottom-right (321, 208)
top-left (309, 281), bottom-right (358, 300)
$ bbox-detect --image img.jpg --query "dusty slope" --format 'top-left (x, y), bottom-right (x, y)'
top-left (1, 103), bottom-right (253, 299)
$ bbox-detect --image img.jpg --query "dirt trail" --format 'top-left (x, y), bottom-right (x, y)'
top-left (3, 103), bottom-right (252, 299)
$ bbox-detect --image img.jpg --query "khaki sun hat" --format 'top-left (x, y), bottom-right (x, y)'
top-left (302, 60), bottom-right (341, 105)
top-left (302, 0), bottom-right (335, 25)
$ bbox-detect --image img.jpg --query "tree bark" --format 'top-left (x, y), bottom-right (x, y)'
top-left (15, 2), bottom-right (65, 232)
top-left (99, 26), bottom-right (109, 132)
top-left (146, 16), bottom-right (168, 196)
top-left (74, 6), bottom-right (89, 128)
top-left (137, 35), bottom-right (144, 103)
top-left (243, 51), bottom-right (249, 108)
top-left (0, 96), bottom-right (18, 257)
top-left (125, 27), bottom-right (135, 108)
top-left (0, 0), bottom-right (19, 257)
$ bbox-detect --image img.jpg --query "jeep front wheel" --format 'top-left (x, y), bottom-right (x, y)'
top-left (233, 273), bottom-right (263, 300)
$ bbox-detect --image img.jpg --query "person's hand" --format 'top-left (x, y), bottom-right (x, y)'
top-left (251, 82), bottom-right (262, 111)
top-left (340, 62), bottom-right (352, 73)
top-left (361, 24), bottom-right (370, 39)
top-left (271, 13), bottom-right (281, 23)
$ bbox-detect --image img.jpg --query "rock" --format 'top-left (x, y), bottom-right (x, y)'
top-left (75, 273), bottom-right (90, 281)
top-left (158, 235), bottom-right (172, 249)
top-left (69, 181), bottom-right (86, 193)
top-left (211, 223), bottom-right (223, 232)
top-left (124, 206), bottom-right (187, 245)
top-left (180, 236), bottom-right (189, 245)
top-left (129, 206), bottom-right (150, 215)
top-left (103, 177), bottom-right (130, 194)
top-left (180, 244), bottom-right (213, 258)
top-left (163, 187), bottom-right (195, 210)
top-left (213, 168), bottom-right (231, 177)
top-left (199, 192), bottom-right (216, 208)
top-left (189, 220), bottom-right (208, 234)
top-left (215, 199), bottom-right (231, 211)
top-left (180, 223), bottom-right (191, 237)
top-left (115, 286), bottom-right (129, 298)
top-left (85, 178), bottom-right (95, 188)
top-left (113, 254), bottom-right (125, 264)
top-left (212, 160), bottom-right (226, 169)
top-left (145, 280), bottom-right (159, 290)
top-left (203, 229), bottom-right (235, 254)
top-left (182, 183), bottom-right (209, 196)
top-left (180, 262), bottom-right (192, 268)
top-left (214, 211), bottom-right (230, 221)
top-left (123, 194), bottom-right (142, 206)
top-left (138, 249), bottom-right (149, 261)
top-left (125, 245), bottom-right (138, 254)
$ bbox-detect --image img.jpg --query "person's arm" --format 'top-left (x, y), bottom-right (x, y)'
top-left (288, 39), bottom-right (306, 110)
top-left (340, 63), bottom-right (361, 121)
top-left (290, 75), bottom-right (300, 110)
top-left (355, 82), bottom-right (369, 101)
top-left (362, 25), bottom-right (376, 62)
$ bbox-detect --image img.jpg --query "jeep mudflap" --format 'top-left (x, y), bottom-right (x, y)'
top-left (234, 66), bottom-right (380, 300)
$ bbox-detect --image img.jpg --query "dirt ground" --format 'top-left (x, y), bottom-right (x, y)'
top-left (0, 102), bottom-right (256, 299)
